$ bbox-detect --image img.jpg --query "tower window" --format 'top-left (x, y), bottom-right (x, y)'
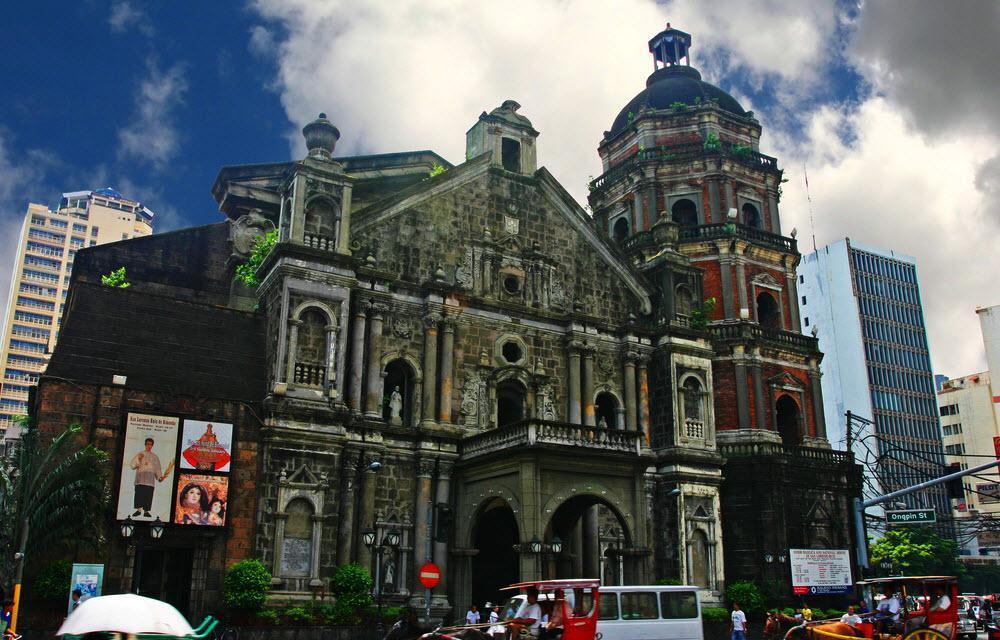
top-left (501, 138), bottom-right (521, 172)
top-left (756, 291), bottom-right (781, 330)
top-left (742, 202), bottom-right (761, 229)
top-left (671, 199), bottom-right (698, 226)
top-left (613, 217), bottom-right (630, 244)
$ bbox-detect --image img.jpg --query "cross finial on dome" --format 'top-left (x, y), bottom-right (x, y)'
top-left (648, 23), bottom-right (692, 71)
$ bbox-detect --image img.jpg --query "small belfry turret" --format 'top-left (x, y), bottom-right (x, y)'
top-left (648, 23), bottom-right (692, 69)
top-left (466, 100), bottom-right (539, 174)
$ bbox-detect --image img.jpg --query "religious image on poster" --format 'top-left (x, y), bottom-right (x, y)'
top-left (174, 473), bottom-right (229, 526)
top-left (116, 413), bottom-right (179, 522)
top-left (180, 420), bottom-right (233, 472)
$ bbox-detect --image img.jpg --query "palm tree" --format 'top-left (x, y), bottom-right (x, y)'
top-left (0, 420), bottom-right (108, 631)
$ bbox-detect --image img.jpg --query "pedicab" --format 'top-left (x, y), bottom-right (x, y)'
top-left (56, 594), bottom-right (219, 640)
top-left (788, 576), bottom-right (961, 640)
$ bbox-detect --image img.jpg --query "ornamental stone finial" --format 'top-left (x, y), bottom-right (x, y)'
top-left (302, 113), bottom-right (340, 160)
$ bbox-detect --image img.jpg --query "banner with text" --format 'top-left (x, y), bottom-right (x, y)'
top-left (790, 548), bottom-right (853, 595)
top-left (116, 413), bottom-right (180, 522)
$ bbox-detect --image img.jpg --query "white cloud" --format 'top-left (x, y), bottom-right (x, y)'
top-left (108, 1), bottom-right (153, 37)
top-left (118, 61), bottom-right (189, 169)
top-left (248, 0), bottom-right (998, 376)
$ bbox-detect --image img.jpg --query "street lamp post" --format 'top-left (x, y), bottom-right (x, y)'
top-left (364, 527), bottom-right (401, 637)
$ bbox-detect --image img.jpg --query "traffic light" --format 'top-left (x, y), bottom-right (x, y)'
top-left (434, 503), bottom-right (453, 543)
top-left (945, 463), bottom-right (965, 500)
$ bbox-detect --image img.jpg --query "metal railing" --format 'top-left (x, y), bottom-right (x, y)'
top-left (462, 419), bottom-right (643, 459)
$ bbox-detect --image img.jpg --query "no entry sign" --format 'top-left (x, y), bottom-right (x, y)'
top-left (419, 562), bottom-right (441, 589)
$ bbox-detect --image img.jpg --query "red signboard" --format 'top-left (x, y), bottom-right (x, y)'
top-left (419, 562), bottom-right (441, 589)
top-left (994, 436), bottom-right (1000, 460)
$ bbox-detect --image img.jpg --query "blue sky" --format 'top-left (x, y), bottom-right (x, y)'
top-left (1, 0), bottom-right (998, 379)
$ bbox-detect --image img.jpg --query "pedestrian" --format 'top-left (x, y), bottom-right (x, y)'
top-left (731, 602), bottom-right (748, 640)
top-left (801, 603), bottom-right (813, 621)
top-left (71, 588), bottom-right (83, 611)
top-left (486, 602), bottom-right (505, 640)
top-left (466, 604), bottom-right (480, 626)
top-left (841, 606), bottom-right (862, 628)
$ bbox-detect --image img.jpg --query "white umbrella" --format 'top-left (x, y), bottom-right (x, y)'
top-left (57, 594), bottom-right (196, 637)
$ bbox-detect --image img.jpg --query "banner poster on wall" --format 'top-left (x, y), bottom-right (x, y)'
top-left (180, 420), bottom-right (233, 472)
top-left (116, 413), bottom-right (180, 522)
top-left (174, 473), bottom-right (229, 527)
top-left (67, 563), bottom-right (104, 614)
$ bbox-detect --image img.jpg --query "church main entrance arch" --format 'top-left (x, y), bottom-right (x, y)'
top-left (543, 495), bottom-right (633, 585)
top-left (471, 498), bottom-right (520, 608)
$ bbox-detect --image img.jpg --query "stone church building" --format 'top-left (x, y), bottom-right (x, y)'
top-left (34, 26), bottom-right (860, 618)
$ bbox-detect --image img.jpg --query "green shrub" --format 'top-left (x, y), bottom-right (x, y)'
top-left (256, 608), bottom-right (281, 626)
top-left (704, 132), bottom-right (722, 152)
top-left (691, 297), bottom-right (717, 330)
top-left (725, 581), bottom-right (765, 613)
top-left (428, 164), bottom-right (448, 178)
top-left (100, 266), bottom-right (131, 288)
top-left (809, 609), bottom-right (825, 619)
top-left (329, 563), bottom-right (374, 624)
top-left (223, 559), bottom-right (272, 612)
top-left (235, 230), bottom-right (278, 288)
top-left (781, 608), bottom-right (795, 616)
top-left (33, 560), bottom-right (73, 601)
top-left (283, 606), bottom-right (314, 624)
top-left (702, 607), bottom-right (730, 623)
top-left (655, 577), bottom-right (683, 586)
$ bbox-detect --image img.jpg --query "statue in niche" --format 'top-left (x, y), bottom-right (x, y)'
top-left (383, 556), bottom-right (396, 590)
top-left (598, 416), bottom-right (608, 429)
top-left (389, 386), bottom-right (403, 425)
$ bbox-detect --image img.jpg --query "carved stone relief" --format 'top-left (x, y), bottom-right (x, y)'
top-left (231, 210), bottom-right (276, 256)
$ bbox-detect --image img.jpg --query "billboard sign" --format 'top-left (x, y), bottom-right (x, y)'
top-left (790, 548), bottom-right (853, 595)
top-left (116, 414), bottom-right (179, 522)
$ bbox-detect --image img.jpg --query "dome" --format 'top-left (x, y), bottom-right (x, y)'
top-left (609, 66), bottom-right (747, 136)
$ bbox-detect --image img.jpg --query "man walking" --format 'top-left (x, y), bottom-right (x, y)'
top-left (731, 602), bottom-right (748, 640)
top-left (466, 604), bottom-right (480, 626)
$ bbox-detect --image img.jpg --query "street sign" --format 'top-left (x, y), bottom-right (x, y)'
top-left (885, 509), bottom-right (936, 525)
top-left (419, 562), bottom-right (441, 589)
top-left (789, 549), bottom-right (853, 595)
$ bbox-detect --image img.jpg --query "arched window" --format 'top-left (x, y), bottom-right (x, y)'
top-left (595, 392), bottom-right (620, 429)
top-left (682, 377), bottom-right (705, 438)
top-left (776, 394), bottom-right (802, 446)
top-left (497, 380), bottom-right (527, 427)
top-left (303, 198), bottom-right (337, 251)
top-left (688, 529), bottom-right (710, 587)
top-left (671, 199), bottom-right (698, 227)
top-left (295, 308), bottom-right (328, 387)
top-left (383, 359), bottom-right (415, 427)
top-left (502, 138), bottom-right (521, 172)
top-left (281, 498), bottom-right (315, 577)
top-left (756, 292), bottom-right (781, 330)
top-left (742, 203), bottom-right (761, 229)
top-left (675, 285), bottom-right (694, 319)
top-left (613, 217), bottom-right (630, 244)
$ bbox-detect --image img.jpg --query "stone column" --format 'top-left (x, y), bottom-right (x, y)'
top-left (808, 359), bottom-right (828, 439)
top-left (412, 460), bottom-right (435, 594)
top-left (623, 350), bottom-right (638, 431)
top-left (364, 304), bottom-right (387, 417)
top-left (433, 463), bottom-right (452, 593)
top-left (572, 520), bottom-right (584, 577)
top-left (438, 318), bottom-right (456, 423)
top-left (582, 506), bottom-right (600, 578)
top-left (285, 318), bottom-right (302, 383)
top-left (349, 303), bottom-right (368, 412)
top-left (582, 346), bottom-right (596, 427)
top-left (717, 244), bottom-right (736, 319)
top-left (786, 269), bottom-right (802, 329)
top-left (421, 313), bottom-right (441, 426)
top-left (567, 340), bottom-right (582, 424)
top-left (356, 454), bottom-right (379, 572)
top-left (646, 184), bottom-right (659, 226)
top-left (336, 449), bottom-right (360, 564)
top-left (736, 251), bottom-right (749, 318)
top-left (750, 348), bottom-right (767, 429)
top-left (324, 323), bottom-right (339, 395)
top-left (638, 357), bottom-right (651, 444)
top-left (733, 346), bottom-right (751, 429)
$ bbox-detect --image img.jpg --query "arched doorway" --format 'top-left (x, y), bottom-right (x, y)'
top-left (612, 217), bottom-right (629, 244)
top-left (742, 203), bottom-right (761, 229)
top-left (688, 529), bottom-right (710, 587)
top-left (382, 359), bottom-right (415, 426)
top-left (671, 199), bottom-right (698, 227)
top-left (471, 498), bottom-right (519, 608)
top-left (497, 379), bottom-right (527, 427)
top-left (775, 394), bottom-right (802, 446)
top-left (544, 495), bottom-right (632, 584)
top-left (595, 392), bottom-right (620, 429)
top-left (756, 292), bottom-right (781, 330)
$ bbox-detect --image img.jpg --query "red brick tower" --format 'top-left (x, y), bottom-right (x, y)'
top-left (590, 24), bottom-right (860, 590)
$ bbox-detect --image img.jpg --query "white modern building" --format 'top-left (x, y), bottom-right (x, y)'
top-left (797, 238), bottom-right (950, 525)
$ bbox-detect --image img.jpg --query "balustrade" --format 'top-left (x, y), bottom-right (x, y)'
top-left (293, 362), bottom-right (326, 387)
top-left (720, 441), bottom-right (852, 465)
top-left (303, 234), bottom-right (335, 252)
top-left (462, 419), bottom-right (642, 459)
top-left (707, 321), bottom-right (818, 351)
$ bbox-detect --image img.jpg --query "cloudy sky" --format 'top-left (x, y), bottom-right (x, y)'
top-left (1, 0), bottom-right (998, 379)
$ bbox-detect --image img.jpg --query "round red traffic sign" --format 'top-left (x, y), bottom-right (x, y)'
top-left (419, 562), bottom-right (441, 589)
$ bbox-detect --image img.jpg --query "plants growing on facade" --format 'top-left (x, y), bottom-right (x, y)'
top-left (669, 101), bottom-right (687, 111)
top-left (732, 144), bottom-right (752, 157)
top-left (235, 230), bottom-right (278, 289)
top-left (100, 266), bottom-right (130, 288)
top-left (703, 132), bottom-right (722, 152)
top-left (428, 164), bottom-right (448, 178)
top-left (223, 558), bottom-right (272, 612)
top-left (690, 297), bottom-right (717, 330)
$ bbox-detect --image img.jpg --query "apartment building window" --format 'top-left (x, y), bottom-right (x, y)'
top-left (73, 223), bottom-right (86, 233)
top-left (945, 443), bottom-right (965, 455)
top-left (70, 236), bottom-right (85, 247)
top-left (121, 233), bottom-right (128, 240)
top-left (21, 269), bottom-right (58, 284)
top-left (90, 227), bottom-right (99, 236)
top-left (16, 296), bottom-right (55, 311)
top-left (89, 240), bottom-right (97, 247)
top-left (30, 215), bottom-right (45, 225)
top-left (940, 404), bottom-right (960, 416)
top-left (942, 423), bottom-right (963, 436)
top-left (49, 218), bottom-right (68, 229)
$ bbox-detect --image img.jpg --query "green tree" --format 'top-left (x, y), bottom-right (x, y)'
top-left (725, 580), bottom-right (765, 613)
top-left (869, 526), bottom-right (964, 576)
top-left (329, 563), bottom-right (373, 624)
top-left (223, 559), bottom-right (272, 612)
top-left (0, 421), bottom-right (108, 626)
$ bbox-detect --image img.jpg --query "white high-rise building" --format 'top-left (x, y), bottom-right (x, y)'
top-left (0, 188), bottom-right (154, 435)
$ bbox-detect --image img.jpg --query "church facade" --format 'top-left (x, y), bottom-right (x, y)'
top-left (34, 26), bottom-right (860, 620)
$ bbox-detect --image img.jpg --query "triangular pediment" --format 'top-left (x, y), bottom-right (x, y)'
top-left (767, 371), bottom-right (802, 388)
top-left (753, 272), bottom-right (781, 288)
top-left (284, 465), bottom-right (321, 486)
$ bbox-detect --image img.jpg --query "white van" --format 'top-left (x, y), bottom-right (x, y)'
top-left (596, 585), bottom-right (704, 640)
top-left (501, 584), bottom-right (704, 640)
